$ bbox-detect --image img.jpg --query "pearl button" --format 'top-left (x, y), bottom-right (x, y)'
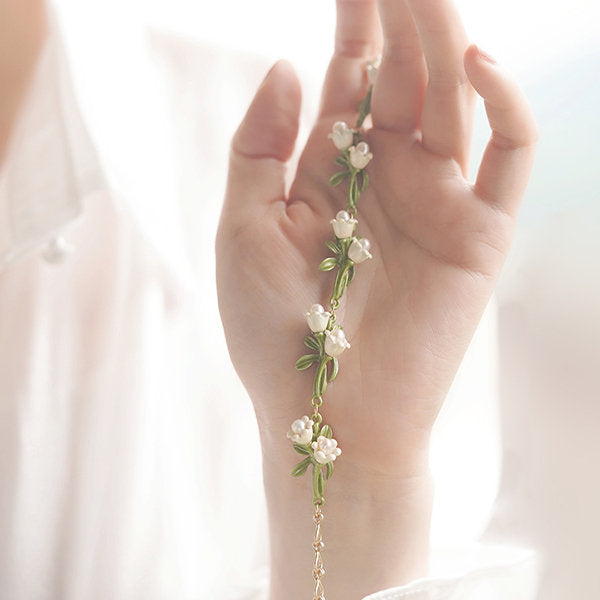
top-left (42, 236), bottom-right (73, 264)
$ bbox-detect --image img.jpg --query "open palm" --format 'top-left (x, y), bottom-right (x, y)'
top-left (216, 0), bottom-right (537, 475)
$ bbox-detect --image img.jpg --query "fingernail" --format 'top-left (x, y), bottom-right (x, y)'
top-left (476, 46), bottom-right (497, 65)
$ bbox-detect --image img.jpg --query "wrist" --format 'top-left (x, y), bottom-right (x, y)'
top-left (258, 405), bottom-right (433, 482)
top-left (262, 441), bottom-right (434, 600)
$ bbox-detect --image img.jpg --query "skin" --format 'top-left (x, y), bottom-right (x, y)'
top-left (0, 0), bottom-right (47, 164)
top-left (216, 0), bottom-right (538, 599)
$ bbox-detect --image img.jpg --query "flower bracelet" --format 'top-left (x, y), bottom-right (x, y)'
top-left (287, 57), bottom-right (379, 600)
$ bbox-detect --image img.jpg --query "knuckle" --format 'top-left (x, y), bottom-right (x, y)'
top-left (335, 37), bottom-right (376, 58)
top-left (427, 68), bottom-right (470, 93)
top-left (490, 127), bottom-right (538, 152)
top-left (383, 39), bottom-right (423, 68)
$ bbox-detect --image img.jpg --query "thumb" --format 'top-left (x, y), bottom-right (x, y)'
top-left (223, 60), bottom-right (302, 222)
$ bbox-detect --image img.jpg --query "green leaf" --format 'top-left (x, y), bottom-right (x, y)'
top-left (328, 357), bottom-right (339, 382)
top-left (293, 443), bottom-right (311, 455)
top-left (347, 175), bottom-right (360, 213)
top-left (332, 266), bottom-right (350, 301)
top-left (318, 362), bottom-right (328, 396)
top-left (291, 457), bottom-right (312, 477)
top-left (317, 469), bottom-right (325, 497)
top-left (329, 170), bottom-right (349, 187)
top-left (326, 240), bottom-right (341, 255)
top-left (352, 179), bottom-right (360, 205)
top-left (340, 270), bottom-right (349, 294)
top-left (335, 156), bottom-right (348, 167)
top-left (360, 170), bottom-right (369, 192)
top-left (319, 424), bottom-right (332, 438)
top-left (295, 354), bottom-right (320, 370)
top-left (303, 335), bottom-right (321, 352)
top-left (347, 264), bottom-right (355, 285)
top-left (348, 174), bottom-right (356, 198)
top-left (312, 465), bottom-right (325, 501)
top-left (325, 462), bottom-right (334, 480)
top-left (313, 361), bottom-right (328, 398)
top-left (319, 257), bottom-right (338, 272)
top-left (332, 268), bottom-right (343, 300)
top-left (356, 86), bottom-right (372, 128)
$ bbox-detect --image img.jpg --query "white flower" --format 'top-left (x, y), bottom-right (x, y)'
top-left (330, 210), bottom-right (358, 239)
top-left (287, 416), bottom-right (314, 445)
top-left (311, 436), bottom-right (342, 465)
top-left (328, 121), bottom-right (354, 150)
top-left (305, 304), bottom-right (331, 333)
top-left (348, 238), bottom-right (372, 264)
top-left (366, 56), bottom-right (381, 85)
top-left (349, 142), bottom-right (373, 170)
top-left (324, 328), bottom-right (351, 358)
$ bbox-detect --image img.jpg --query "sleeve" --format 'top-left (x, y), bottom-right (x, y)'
top-left (0, 8), bottom-right (103, 270)
top-left (361, 545), bottom-right (538, 600)
top-left (225, 545), bottom-right (537, 600)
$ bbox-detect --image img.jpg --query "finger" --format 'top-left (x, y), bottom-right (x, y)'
top-left (371, 0), bottom-right (426, 133)
top-left (319, 0), bottom-right (382, 118)
top-left (465, 45), bottom-right (538, 216)
top-left (405, 0), bottom-right (475, 166)
top-left (222, 61), bottom-right (301, 225)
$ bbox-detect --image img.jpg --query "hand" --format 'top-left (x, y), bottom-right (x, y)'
top-left (216, 0), bottom-right (537, 597)
top-left (217, 0), bottom-right (536, 472)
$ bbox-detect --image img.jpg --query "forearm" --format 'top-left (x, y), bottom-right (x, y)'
top-left (262, 433), bottom-right (434, 600)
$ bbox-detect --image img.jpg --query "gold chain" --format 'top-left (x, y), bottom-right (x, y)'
top-left (312, 502), bottom-right (326, 600)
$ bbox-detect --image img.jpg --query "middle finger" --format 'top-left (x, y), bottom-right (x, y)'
top-left (405, 0), bottom-right (475, 168)
top-left (372, 0), bottom-right (426, 135)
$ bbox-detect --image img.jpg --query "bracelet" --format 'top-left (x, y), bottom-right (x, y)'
top-left (286, 57), bottom-right (379, 600)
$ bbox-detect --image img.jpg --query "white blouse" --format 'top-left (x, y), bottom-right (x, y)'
top-left (0, 7), bottom-right (537, 599)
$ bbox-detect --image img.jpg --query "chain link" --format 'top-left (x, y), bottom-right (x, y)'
top-left (312, 502), bottom-right (326, 600)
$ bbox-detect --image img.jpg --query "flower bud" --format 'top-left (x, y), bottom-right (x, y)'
top-left (305, 304), bottom-right (331, 333)
top-left (328, 121), bottom-right (354, 150)
top-left (324, 328), bottom-right (351, 358)
top-left (330, 210), bottom-right (357, 239)
top-left (287, 416), bottom-right (314, 445)
top-left (349, 142), bottom-right (373, 170)
top-left (311, 436), bottom-right (342, 465)
top-left (348, 238), bottom-right (372, 264)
